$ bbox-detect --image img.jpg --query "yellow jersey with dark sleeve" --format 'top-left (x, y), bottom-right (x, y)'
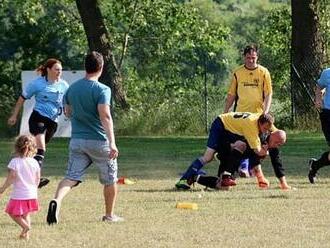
top-left (219, 112), bottom-right (275, 150)
top-left (227, 65), bottom-right (272, 113)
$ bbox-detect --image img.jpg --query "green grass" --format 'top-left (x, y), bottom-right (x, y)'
top-left (1, 133), bottom-right (330, 247)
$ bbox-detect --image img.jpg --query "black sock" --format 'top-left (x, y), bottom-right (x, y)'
top-left (217, 159), bottom-right (226, 177)
top-left (313, 152), bottom-right (330, 170)
top-left (223, 149), bottom-right (243, 174)
top-left (197, 176), bottom-right (218, 189)
top-left (34, 149), bottom-right (45, 168)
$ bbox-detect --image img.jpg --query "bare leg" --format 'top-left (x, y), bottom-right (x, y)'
top-left (22, 213), bottom-right (31, 228)
top-left (54, 179), bottom-right (78, 204)
top-left (34, 133), bottom-right (46, 151)
top-left (104, 183), bottom-right (117, 216)
top-left (9, 214), bottom-right (30, 239)
top-left (47, 178), bottom-right (78, 224)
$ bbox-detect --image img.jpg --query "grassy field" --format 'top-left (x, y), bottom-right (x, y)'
top-left (1, 132), bottom-right (330, 247)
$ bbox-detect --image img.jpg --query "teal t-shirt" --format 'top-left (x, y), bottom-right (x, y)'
top-left (64, 78), bottom-right (111, 140)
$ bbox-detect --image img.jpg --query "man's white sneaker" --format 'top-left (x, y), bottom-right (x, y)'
top-left (102, 215), bottom-right (124, 222)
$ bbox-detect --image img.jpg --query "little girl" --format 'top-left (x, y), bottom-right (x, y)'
top-left (0, 135), bottom-right (40, 240)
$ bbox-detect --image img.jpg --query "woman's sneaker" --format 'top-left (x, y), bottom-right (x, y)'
top-left (102, 215), bottom-right (124, 222)
top-left (38, 177), bottom-right (50, 188)
top-left (308, 158), bottom-right (317, 184)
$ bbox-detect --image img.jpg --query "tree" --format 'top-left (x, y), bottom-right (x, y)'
top-left (291, 0), bottom-right (324, 116)
top-left (75, 0), bottom-right (129, 109)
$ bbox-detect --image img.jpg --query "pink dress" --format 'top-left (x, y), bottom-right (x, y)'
top-left (4, 157), bottom-right (40, 216)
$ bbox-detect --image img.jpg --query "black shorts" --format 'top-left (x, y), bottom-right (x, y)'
top-left (28, 110), bottom-right (58, 144)
top-left (320, 109), bottom-right (330, 146)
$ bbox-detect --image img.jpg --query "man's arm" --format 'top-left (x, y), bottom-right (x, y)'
top-left (224, 94), bottom-right (236, 113)
top-left (315, 84), bottom-right (323, 110)
top-left (263, 93), bottom-right (272, 114)
top-left (8, 96), bottom-right (25, 126)
top-left (253, 144), bottom-right (268, 157)
top-left (0, 169), bottom-right (16, 197)
top-left (64, 104), bottom-right (72, 118)
top-left (98, 104), bottom-right (118, 159)
top-left (269, 148), bottom-right (285, 178)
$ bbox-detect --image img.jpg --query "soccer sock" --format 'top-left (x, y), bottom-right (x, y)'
top-left (217, 159), bottom-right (226, 177)
top-left (196, 176), bottom-right (218, 189)
top-left (313, 152), bottom-right (330, 170)
top-left (181, 158), bottom-right (205, 180)
top-left (34, 149), bottom-right (45, 168)
top-left (239, 158), bottom-right (249, 171)
top-left (223, 149), bottom-right (243, 174)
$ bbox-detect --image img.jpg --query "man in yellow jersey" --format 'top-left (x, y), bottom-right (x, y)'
top-left (224, 45), bottom-right (272, 114)
top-left (175, 112), bottom-right (273, 190)
top-left (190, 130), bottom-right (288, 190)
top-left (224, 44), bottom-right (272, 179)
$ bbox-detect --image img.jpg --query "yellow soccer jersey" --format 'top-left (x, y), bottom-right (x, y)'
top-left (219, 112), bottom-right (274, 150)
top-left (228, 65), bottom-right (272, 113)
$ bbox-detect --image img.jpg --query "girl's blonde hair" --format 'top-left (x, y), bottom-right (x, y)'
top-left (14, 135), bottom-right (37, 157)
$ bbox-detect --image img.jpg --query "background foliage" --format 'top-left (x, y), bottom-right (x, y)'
top-left (0, 0), bottom-right (329, 136)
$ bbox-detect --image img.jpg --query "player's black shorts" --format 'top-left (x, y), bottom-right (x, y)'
top-left (28, 110), bottom-right (58, 144)
top-left (320, 109), bottom-right (330, 146)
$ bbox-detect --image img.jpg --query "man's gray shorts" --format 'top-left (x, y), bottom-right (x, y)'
top-left (65, 138), bottom-right (118, 185)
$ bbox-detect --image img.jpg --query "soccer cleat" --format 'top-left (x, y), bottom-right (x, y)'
top-left (257, 177), bottom-right (270, 189)
top-left (220, 175), bottom-right (237, 187)
top-left (38, 177), bottom-right (50, 188)
top-left (47, 200), bottom-right (59, 225)
top-left (308, 158), bottom-right (317, 184)
top-left (175, 179), bottom-right (191, 190)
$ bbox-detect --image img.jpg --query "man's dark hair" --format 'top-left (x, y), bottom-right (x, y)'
top-left (85, 51), bottom-right (104, 73)
top-left (258, 113), bottom-right (274, 125)
top-left (243, 44), bottom-right (259, 56)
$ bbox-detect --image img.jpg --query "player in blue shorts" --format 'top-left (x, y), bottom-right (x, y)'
top-left (191, 130), bottom-right (291, 190)
top-left (8, 58), bottom-right (69, 188)
top-left (175, 112), bottom-right (274, 190)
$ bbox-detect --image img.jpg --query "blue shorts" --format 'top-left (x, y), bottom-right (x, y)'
top-left (65, 139), bottom-right (118, 185)
top-left (207, 117), bottom-right (245, 154)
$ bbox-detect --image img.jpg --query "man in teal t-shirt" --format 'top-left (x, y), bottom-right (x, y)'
top-left (46, 51), bottom-right (123, 224)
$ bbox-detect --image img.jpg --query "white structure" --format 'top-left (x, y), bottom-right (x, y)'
top-left (20, 71), bottom-right (84, 137)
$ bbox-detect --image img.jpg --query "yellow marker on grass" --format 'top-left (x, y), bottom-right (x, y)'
top-left (176, 202), bottom-right (198, 210)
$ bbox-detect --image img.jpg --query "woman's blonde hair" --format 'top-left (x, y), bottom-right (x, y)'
top-left (14, 135), bottom-right (37, 157)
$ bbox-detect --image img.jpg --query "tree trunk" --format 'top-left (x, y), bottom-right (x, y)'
top-left (75, 0), bottom-right (129, 109)
top-left (291, 0), bottom-right (324, 116)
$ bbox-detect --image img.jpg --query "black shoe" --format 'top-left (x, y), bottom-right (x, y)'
top-left (47, 200), bottom-right (58, 225)
top-left (187, 174), bottom-right (198, 186)
top-left (308, 158), bottom-right (317, 184)
top-left (38, 177), bottom-right (50, 188)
